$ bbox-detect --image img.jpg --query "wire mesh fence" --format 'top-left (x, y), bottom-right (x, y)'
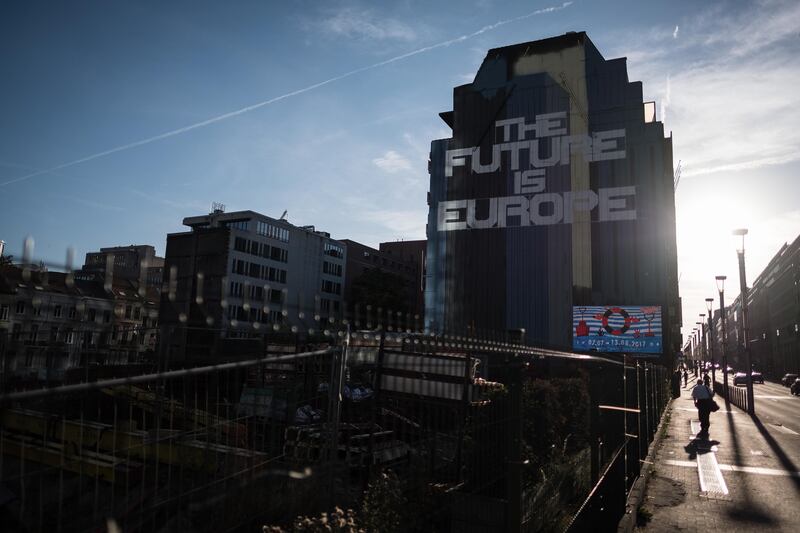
top-left (1, 252), bottom-right (672, 532)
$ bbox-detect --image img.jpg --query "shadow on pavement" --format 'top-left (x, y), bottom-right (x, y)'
top-left (683, 438), bottom-right (719, 460)
top-left (750, 413), bottom-right (800, 494)
top-left (723, 407), bottom-right (776, 526)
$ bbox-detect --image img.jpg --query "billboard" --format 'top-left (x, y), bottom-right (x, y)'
top-left (572, 306), bottom-right (662, 354)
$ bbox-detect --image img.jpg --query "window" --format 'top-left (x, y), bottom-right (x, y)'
top-left (249, 262), bottom-right (260, 278)
top-left (265, 267), bottom-right (287, 284)
top-left (234, 236), bottom-right (248, 252)
top-left (256, 220), bottom-right (289, 242)
top-left (125, 305), bottom-right (132, 319)
top-left (33, 305), bottom-right (42, 317)
top-left (50, 327), bottom-right (59, 342)
top-left (88, 309), bottom-right (96, 322)
top-left (12, 323), bottom-right (21, 340)
top-left (16, 301), bottom-right (25, 314)
top-left (269, 289), bottom-right (283, 304)
top-left (249, 240), bottom-right (260, 255)
top-left (0, 305), bottom-right (8, 320)
top-left (234, 259), bottom-right (247, 275)
top-left (324, 242), bottom-right (344, 258)
top-left (68, 307), bottom-right (77, 319)
top-left (133, 307), bottom-right (140, 320)
top-left (270, 246), bottom-right (288, 263)
top-left (29, 324), bottom-right (39, 342)
top-left (103, 310), bottom-right (111, 324)
top-left (53, 305), bottom-right (62, 318)
top-left (321, 280), bottom-right (341, 295)
top-left (65, 329), bottom-right (74, 345)
top-left (267, 310), bottom-right (283, 323)
top-left (223, 219), bottom-right (249, 231)
top-left (320, 299), bottom-right (331, 312)
top-left (249, 285), bottom-right (264, 300)
top-left (230, 281), bottom-right (243, 297)
top-left (323, 261), bottom-right (342, 277)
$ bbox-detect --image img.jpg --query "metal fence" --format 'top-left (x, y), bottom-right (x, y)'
top-left (1, 256), bottom-right (672, 532)
top-left (713, 378), bottom-right (749, 413)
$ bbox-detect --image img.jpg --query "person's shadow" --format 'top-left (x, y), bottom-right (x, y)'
top-left (683, 436), bottom-right (720, 460)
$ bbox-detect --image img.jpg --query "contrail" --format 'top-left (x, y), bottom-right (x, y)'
top-left (1, 2), bottom-right (573, 187)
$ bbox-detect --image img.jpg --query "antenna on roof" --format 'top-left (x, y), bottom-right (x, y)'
top-left (212, 202), bottom-right (226, 214)
top-left (279, 210), bottom-right (288, 221)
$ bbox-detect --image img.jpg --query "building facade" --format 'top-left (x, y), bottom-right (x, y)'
top-left (425, 32), bottom-right (681, 359)
top-left (379, 239), bottom-right (427, 321)
top-left (0, 266), bottom-right (159, 384)
top-left (710, 234), bottom-right (800, 378)
top-left (159, 209), bottom-right (346, 364)
top-left (340, 239), bottom-right (423, 322)
top-left (80, 244), bottom-right (164, 289)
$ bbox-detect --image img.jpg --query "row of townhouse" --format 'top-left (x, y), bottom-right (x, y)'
top-left (0, 265), bottom-right (159, 383)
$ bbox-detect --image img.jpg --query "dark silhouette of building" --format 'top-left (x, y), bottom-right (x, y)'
top-left (340, 239), bottom-right (423, 321)
top-left (159, 208), bottom-right (346, 364)
top-left (425, 32), bottom-right (681, 360)
top-left (715, 233), bottom-right (800, 377)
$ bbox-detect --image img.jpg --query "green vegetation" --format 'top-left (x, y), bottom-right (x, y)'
top-left (636, 505), bottom-right (653, 526)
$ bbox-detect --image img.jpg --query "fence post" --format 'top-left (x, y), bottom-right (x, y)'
top-left (505, 356), bottom-right (523, 533)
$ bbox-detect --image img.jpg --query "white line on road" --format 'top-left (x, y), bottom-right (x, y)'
top-left (769, 424), bottom-right (800, 436)
top-left (754, 395), bottom-right (797, 400)
top-left (664, 459), bottom-right (800, 478)
top-left (676, 407), bottom-right (738, 414)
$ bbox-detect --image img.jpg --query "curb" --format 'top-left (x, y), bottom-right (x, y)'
top-left (616, 398), bottom-right (673, 532)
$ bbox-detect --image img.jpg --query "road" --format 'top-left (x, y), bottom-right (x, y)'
top-left (717, 374), bottom-right (800, 469)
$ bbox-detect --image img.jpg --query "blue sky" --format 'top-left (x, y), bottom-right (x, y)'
top-left (1, 0), bottom-right (799, 340)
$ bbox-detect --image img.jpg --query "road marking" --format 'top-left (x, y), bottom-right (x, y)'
top-left (769, 424), bottom-right (800, 436)
top-left (697, 452), bottom-right (728, 494)
top-left (664, 459), bottom-right (800, 478)
top-left (754, 395), bottom-right (796, 400)
top-left (687, 420), bottom-right (728, 495)
top-left (676, 407), bottom-right (737, 414)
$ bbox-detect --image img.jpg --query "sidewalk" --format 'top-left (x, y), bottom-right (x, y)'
top-left (636, 381), bottom-right (800, 532)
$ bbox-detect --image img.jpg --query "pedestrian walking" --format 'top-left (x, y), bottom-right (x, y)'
top-left (703, 373), bottom-right (711, 388)
top-left (683, 370), bottom-right (688, 387)
top-left (691, 378), bottom-right (714, 436)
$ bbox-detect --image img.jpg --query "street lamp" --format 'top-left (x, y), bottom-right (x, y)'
top-left (697, 319), bottom-right (705, 370)
top-left (732, 228), bottom-right (755, 414)
top-left (706, 298), bottom-right (716, 385)
top-left (716, 275), bottom-right (729, 397)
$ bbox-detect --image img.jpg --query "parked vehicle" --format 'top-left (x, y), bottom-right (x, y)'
top-left (781, 373), bottom-right (798, 387)
top-left (791, 378), bottom-right (800, 396)
top-left (733, 372), bottom-right (748, 386)
top-left (751, 371), bottom-right (764, 384)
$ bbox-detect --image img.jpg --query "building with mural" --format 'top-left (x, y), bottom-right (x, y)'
top-left (425, 32), bottom-right (681, 359)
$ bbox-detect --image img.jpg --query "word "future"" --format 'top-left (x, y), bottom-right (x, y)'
top-left (438, 112), bottom-right (635, 231)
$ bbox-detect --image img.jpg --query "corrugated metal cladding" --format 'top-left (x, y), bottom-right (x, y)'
top-left (425, 32), bottom-right (681, 358)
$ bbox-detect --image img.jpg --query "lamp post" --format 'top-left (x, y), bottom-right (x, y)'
top-left (706, 298), bottom-right (716, 386)
top-left (697, 319), bottom-right (705, 371)
top-left (733, 228), bottom-right (755, 415)
top-left (716, 275), bottom-right (729, 397)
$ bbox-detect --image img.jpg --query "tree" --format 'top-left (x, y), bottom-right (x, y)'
top-left (0, 254), bottom-right (13, 266)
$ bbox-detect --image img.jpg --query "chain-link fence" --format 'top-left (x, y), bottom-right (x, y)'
top-left (1, 253), bottom-right (671, 532)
